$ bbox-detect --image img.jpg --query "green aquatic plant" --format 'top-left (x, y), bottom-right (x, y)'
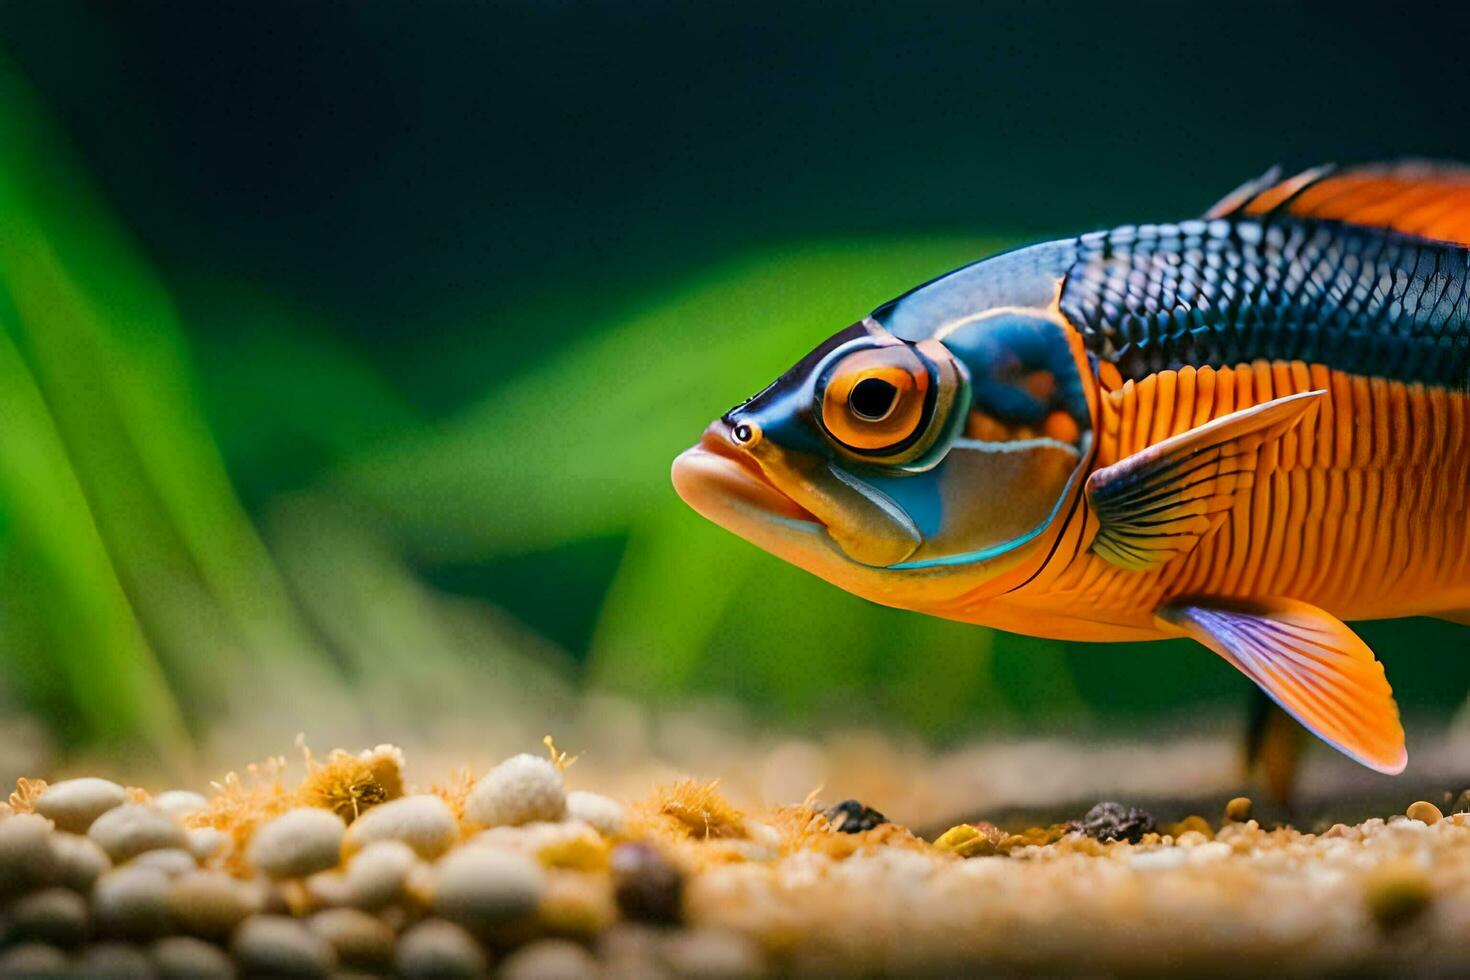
top-left (0, 59), bottom-right (336, 750)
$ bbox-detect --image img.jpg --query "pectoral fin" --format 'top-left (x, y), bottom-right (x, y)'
top-left (1158, 597), bottom-right (1406, 775)
top-left (1087, 390), bottom-right (1324, 570)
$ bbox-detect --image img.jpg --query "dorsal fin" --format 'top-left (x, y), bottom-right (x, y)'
top-left (1206, 160), bottom-right (1470, 247)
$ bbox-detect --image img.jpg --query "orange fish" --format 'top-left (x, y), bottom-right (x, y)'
top-left (673, 161), bottom-right (1470, 776)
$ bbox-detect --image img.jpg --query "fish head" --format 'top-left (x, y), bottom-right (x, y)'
top-left (673, 245), bottom-right (1095, 608)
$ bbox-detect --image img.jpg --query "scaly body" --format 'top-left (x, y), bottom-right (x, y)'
top-left (937, 214), bottom-right (1470, 637)
top-left (977, 360), bottom-right (1470, 640)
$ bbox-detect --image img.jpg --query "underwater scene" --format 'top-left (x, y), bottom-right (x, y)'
top-left (1, 3), bottom-right (1470, 976)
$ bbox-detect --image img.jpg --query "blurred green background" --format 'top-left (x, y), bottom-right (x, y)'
top-left (1, 1), bottom-right (1469, 758)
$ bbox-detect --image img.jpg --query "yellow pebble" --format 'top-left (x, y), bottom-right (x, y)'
top-left (960, 837), bottom-right (998, 858)
top-left (933, 825), bottom-right (977, 850)
top-left (1224, 797), bottom-right (1252, 822)
top-left (1406, 800), bottom-right (1443, 825)
top-left (538, 870), bottom-right (616, 937)
top-left (537, 835), bottom-right (610, 873)
top-left (932, 824), bottom-right (997, 858)
top-left (1165, 816), bottom-right (1214, 840)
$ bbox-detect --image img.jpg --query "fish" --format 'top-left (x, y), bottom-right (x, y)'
top-left (672, 161), bottom-right (1470, 776)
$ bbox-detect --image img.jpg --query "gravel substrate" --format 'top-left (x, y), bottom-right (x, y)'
top-left (2, 742), bottom-right (1470, 976)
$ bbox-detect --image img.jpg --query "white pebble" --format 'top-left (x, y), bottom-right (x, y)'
top-left (746, 821), bottom-right (782, 850)
top-left (50, 832), bottom-right (111, 892)
top-left (464, 754), bottom-right (566, 828)
top-left (1128, 848), bottom-right (1188, 871)
top-left (662, 927), bottom-right (766, 978)
top-left (1187, 841), bottom-right (1235, 865)
top-left (150, 935), bottom-right (234, 979)
top-left (78, 942), bottom-right (155, 977)
top-left (0, 813), bottom-right (59, 897)
top-left (232, 915), bottom-right (337, 977)
top-left (131, 848), bottom-right (198, 877)
top-left (88, 804), bottom-right (187, 862)
top-left (93, 864), bottom-right (174, 939)
top-left (152, 790), bottom-right (210, 820)
top-left (7, 887), bottom-right (89, 948)
top-left (566, 790), bottom-right (625, 838)
top-left (246, 807), bottom-right (345, 879)
top-left (470, 819), bottom-right (599, 858)
top-left (344, 795), bottom-right (458, 859)
top-left (396, 919), bottom-right (488, 979)
top-left (345, 839), bottom-right (420, 908)
top-left (305, 869), bottom-right (354, 909)
top-left (432, 847), bottom-right (545, 931)
top-left (187, 826), bottom-right (230, 863)
top-left (0, 943), bottom-right (68, 977)
top-left (500, 939), bottom-right (600, 980)
top-left (308, 906), bottom-right (396, 971)
top-left (34, 778), bottom-right (127, 833)
top-left (168, 869), bottom-right (261, 940)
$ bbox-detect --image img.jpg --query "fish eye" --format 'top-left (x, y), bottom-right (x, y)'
top-left (820, 346), bottom-right (931, 452)
top-left (732, 423), bottom-right (754, 444)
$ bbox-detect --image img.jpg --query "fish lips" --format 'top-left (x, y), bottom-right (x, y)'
top-left (673, 423), bottom-right (823, 531)
top-left (672, 423), bottom-right (921, 568)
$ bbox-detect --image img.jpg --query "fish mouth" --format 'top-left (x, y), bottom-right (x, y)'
top-left (672, 423), bottom-right (934, 603)
top-left (672, 424), bottom-right (823, 532)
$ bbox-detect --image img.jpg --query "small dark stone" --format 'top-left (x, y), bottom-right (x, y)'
top-left (1068, 802), bottom-right (1156, 843)
top-left (824, 800), bottom-right (887, 834)
top-left (610, 842), bottom-right (684, 925)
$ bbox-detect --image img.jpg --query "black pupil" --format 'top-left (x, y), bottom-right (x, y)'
top-left (850, 377), bottom-right (899, 420)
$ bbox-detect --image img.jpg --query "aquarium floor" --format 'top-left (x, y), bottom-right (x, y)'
top-left (2, 742), bottom-right (1469, 978)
